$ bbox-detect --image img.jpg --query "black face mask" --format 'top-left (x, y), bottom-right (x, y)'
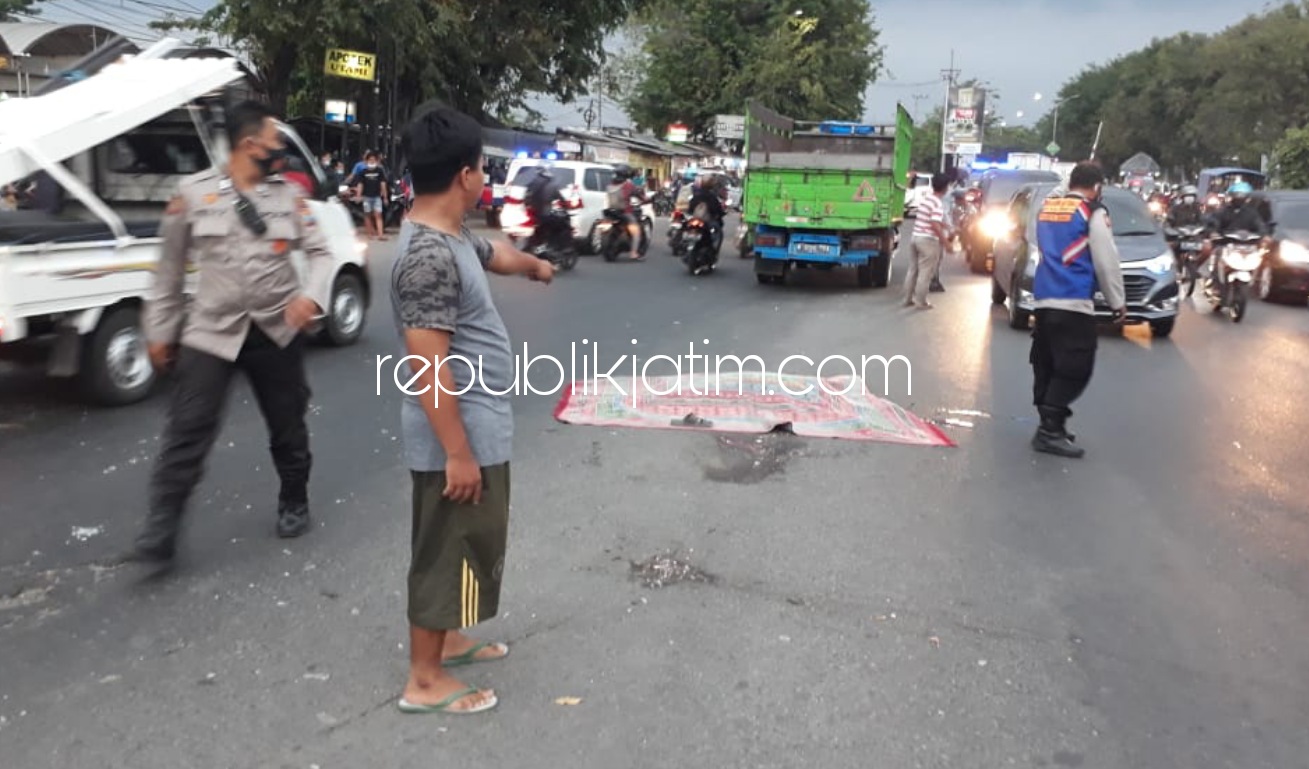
top-left (254, 146), bottom-right (286, 177)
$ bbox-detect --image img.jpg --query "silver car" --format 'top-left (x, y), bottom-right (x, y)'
top-left (991, 183), bottom-right (1181, 338)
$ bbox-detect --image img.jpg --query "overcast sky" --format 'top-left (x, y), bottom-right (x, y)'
top-left (37, 0), bottom-right (1279, 129)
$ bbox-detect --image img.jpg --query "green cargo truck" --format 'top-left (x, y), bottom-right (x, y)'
top-left (742, 100), bottom-right (913, 287)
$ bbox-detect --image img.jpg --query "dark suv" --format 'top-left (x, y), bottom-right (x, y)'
top-left (962, 169), bottom-right (1060, 274)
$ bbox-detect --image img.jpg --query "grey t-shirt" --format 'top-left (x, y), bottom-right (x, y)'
top-left (390, 221), bottom-right (514, 471)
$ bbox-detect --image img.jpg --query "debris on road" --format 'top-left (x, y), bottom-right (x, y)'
top-left (70, 525), bottom-right (103, 542)
top-left (554, 696), bottom-right (582, 706)
top-left (630, 551), bottom-right (716, 588)
top-left (929, 636), bottom-right (940, 649)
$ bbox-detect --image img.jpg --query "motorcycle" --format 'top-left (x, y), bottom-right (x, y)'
top-left (523, 204), bottom-right (579, 271)
top-left (596, 199), bottom-right (653, 261)
top-left (667, 209), bottom-right (686, 255)
top-left (1166, 223), bottom-right (1207, 297)
top-left (651, 189), bottom-right (674, 217)
top-left (1202, 230), bottom-right (1264, 322)
top-left (682, 215), bottom-right (721, 275)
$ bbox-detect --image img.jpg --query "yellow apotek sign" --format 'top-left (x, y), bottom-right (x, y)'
top-left (324, 48), bottom-right (376, 82)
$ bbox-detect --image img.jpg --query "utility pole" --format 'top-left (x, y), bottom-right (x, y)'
top-left (939, 50), bottom-right (960, 173)
top-left (597, 66), bottom-right (604, 131)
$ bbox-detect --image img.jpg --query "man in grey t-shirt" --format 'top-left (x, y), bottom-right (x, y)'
top-left (388, 105), bottom-right (555, 716)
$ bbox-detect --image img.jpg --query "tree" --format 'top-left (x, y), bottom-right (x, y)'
top-left (1035, 1), bottom-right (1309, 179)
top-left (0, 0), bottom-right (40, 21)
top-left (620, 0), bottom-right (884, 140)
top-left (158, 1), bottom-right (644, 125)
top-left (1273, 125), bottom-right (1309, 188)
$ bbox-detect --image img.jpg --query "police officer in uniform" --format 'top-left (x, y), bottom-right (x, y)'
top-left (1029, 162), bottom-right (1125, 458)
top-left (125, 101), bottom-right (337, 565)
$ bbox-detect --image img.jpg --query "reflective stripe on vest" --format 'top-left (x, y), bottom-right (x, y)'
top-left (1033, 194), bottom-right (1100, 301)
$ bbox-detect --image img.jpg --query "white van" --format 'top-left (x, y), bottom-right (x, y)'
top-left (500, 159), bottom-right (616, 252)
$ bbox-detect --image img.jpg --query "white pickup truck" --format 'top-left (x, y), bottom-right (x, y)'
top-left (0, 39), bottom-right (371, 406)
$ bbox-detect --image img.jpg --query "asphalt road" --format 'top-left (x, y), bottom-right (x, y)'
top-left (3, 217), bottom-right (1309, 769)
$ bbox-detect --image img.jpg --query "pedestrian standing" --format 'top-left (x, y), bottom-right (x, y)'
top-left (390, 104), bottom-right (555, 715)
top-left (1029, 162), bottom-right (1125, 458)
top-left (355, 151), bottom-right (390, 241)
top-left (125, 101), bottom-right (335, 565)
top-left (902, 172), bottom-right (950, 310)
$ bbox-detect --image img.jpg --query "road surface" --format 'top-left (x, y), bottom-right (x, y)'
top-left (2, 219), bottom-right (1308, 769)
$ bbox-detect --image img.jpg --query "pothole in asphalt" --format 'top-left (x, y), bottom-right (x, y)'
top-left (703, 429), bottom-right (808, 484)
top-left (630, 551), bottom-right (717, 588)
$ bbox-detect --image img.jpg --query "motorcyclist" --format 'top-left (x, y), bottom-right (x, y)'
top-left (686, 173), bottom-right (727, 252)
top-left (525, 164), bottom-right (569, 250)
top-left (1166, 185), bottom-right (1203, 228)
top-left (605, 163), bottom-right (648, 260)
top-left (1202, 181), bottom-right (1269, 290)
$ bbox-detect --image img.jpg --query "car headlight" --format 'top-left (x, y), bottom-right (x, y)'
top-left (1122, 252), bottom-right (1174, 275)
top-left (1280, 240), bottom-right (1309, 264)
top-left (980, 211), bottom-right (1013, 239)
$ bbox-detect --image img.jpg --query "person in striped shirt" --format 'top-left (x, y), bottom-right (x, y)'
top-left (903, 172), bottom-right (951, 309)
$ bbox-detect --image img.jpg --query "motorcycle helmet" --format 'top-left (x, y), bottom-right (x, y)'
top-left (611, 163), bottom-right (633, 181)
top-left (1180, 184), bottom-right (1197, 204)
top-left (536, 162), bottom-right (554, 179)
top-left (1228, 181), bottom-right (1253, 201)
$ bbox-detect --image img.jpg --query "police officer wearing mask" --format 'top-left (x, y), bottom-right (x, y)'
top-left (1028, 162), bottom-right (1125, 459)
top-left (125, 101), bottom-right (337, 566)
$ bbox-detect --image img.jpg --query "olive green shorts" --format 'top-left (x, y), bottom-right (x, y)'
top-left (408, 463), bottom-right (510, 631)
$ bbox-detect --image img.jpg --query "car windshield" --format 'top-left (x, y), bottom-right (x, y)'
top-left (986, 174), bottom-right (1055, 205)
top-left (1102, 192), bottom-right (1158, 235)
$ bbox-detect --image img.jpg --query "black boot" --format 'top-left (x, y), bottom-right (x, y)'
top-left (277, 499), bottom-right (312, 538)
top-left (1032, 406), bottom-right (1085, 458)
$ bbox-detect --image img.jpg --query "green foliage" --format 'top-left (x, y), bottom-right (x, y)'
top-left (1273, 125), bottom-right (1309, 188)
top-left (0, 0), bottom-right (40, 21)
top-left (157, 1), bottom-right (643, 124)
top-left (1039, 1), bottom-right (1309, 177)
top-left (619, 0), bottom-right (884, 140)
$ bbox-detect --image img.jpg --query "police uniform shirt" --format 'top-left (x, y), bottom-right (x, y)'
top-left (143, 169), bottom-right (337, 361)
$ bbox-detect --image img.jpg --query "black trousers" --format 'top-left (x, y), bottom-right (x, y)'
top-left (139, 325), bottom-right (312, 553)
top-left (1030, 308), bottom-right (1097, 417)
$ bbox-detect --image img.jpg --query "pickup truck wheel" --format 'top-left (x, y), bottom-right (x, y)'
top-left (992, 278), bottom-right (1007, 304)
top-left (323, 273), bottom-right (366, 346)
top-left (81, 306), bottom-right (155, 406)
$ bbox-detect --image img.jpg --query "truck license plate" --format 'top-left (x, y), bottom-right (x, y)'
top-left (794, 242), bottom-right (834, 255)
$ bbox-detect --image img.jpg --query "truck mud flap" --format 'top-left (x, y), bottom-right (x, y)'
top-left (754, 258), bottom-right (788, 276)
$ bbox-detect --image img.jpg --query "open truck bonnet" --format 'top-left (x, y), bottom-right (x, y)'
top-left (0, 38), bottom-right (243, 237)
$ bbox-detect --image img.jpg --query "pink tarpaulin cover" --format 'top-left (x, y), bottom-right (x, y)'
top-left (552, 372), bottom-right (954, 447)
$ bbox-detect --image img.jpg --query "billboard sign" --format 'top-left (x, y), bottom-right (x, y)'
top-left (942, 86), bottom-right (986, 155)
top-left (714, 114), bottom-right (745, 141)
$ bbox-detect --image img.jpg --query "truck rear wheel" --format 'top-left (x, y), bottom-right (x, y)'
top-left (870, 233), bottom-right (893, 287)
top-left (857, 259), bottom-right (874, 288)
top-left (81, 306), bottom-right (156, 406)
